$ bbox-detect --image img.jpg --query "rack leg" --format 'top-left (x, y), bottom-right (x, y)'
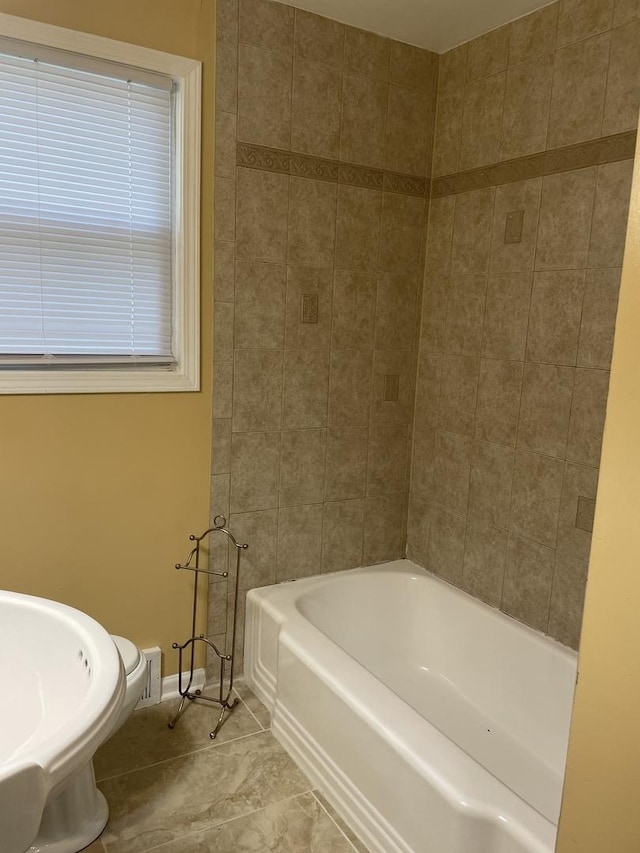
top-left (209, 697), bottom-right (239, 740)
top-left (167, 693), bottom-right (191, 729)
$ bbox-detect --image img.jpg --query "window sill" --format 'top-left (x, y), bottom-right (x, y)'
top-left (0, 365), bottom-right (200, 394)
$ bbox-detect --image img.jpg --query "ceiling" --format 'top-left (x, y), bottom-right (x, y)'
top-left (280, 0), bottom-right (555, 53)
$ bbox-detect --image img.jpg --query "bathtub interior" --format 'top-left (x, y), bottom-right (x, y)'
top-left (291, 564), bottom-right (577, 825)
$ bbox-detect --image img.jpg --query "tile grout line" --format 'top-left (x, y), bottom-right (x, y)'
top-left (97, 727), bottom-right (270, 785)
top-left (112, 789), bottom-right (318, 853)
top-left (310, 790), bottom-right (361, 852)
top-left (232, 685), bottom-right (268, 731)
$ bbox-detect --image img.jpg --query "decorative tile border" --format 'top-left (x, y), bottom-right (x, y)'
top-left (432, 131), bottom-right (637, 198)
top-left (237, 131), bottom-right (636, 201)
top-left (237, 143), bottom-right (427, 197)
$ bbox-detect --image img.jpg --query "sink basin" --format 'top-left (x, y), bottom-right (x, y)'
top-left (0, 591), bottom-right (125, 853)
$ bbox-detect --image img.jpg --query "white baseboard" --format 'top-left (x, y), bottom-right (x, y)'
top-left (159, 667), bottom-right (206, 702)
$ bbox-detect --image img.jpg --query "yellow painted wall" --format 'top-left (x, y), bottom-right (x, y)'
top-left (557, 140), bottom-right (640, 849)
top-left (0, 0), bottom-right (215, 676)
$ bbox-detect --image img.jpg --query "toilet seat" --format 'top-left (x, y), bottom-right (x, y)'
top-left (111, 634), bottom-right (140, 676)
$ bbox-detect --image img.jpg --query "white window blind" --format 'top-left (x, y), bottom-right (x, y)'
top-left (0, 44), bottom-right (174, 365)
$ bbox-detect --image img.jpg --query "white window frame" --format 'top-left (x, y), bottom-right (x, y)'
top-left (0, 13), bottom-right (201, 394)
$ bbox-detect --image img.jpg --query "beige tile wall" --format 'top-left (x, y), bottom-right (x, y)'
top-left (409, 0), bottom-right (640, 649)
top-left (211, 0), bottom-right (437, 669)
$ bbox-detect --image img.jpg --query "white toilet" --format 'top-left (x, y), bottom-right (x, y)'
top-left (31, 635), bottom-right (147, 853)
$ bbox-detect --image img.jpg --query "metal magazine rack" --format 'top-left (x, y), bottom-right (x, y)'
top-left (168, 515), bottom-right (248, 739)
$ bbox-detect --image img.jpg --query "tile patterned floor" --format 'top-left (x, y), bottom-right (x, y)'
top-left (89, 683), bottom-right (368, 853)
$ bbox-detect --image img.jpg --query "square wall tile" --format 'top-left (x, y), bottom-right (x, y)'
top-left (215, 176), bottom-right (236, 243)
top-left (589, 159), bottom-right (634, 269)
top-left (526, 270), bottom-right (586, 365)
top-left (285, 266), bottom-right (333, 349)
top-left (510, 450), bottom-right (564, 547)
top-left (459, 72), bottom-right (506, 171)
top-left (577, 268), bottom-right (622, 370)
top-left (490, 178), bottom-right (542, 274)
top-left (279, 429), bottom-right (327, 507)
top-left (556, 0), bottom-right (614, 47)
top-left (547, 33), bottom-right (610, 148)
top-left (427, 502), bottom-right (466, 584)
top-left (558, 462), bottom-right (599, 561)
top-left (518, 363), bottom-right (574, 459)
top-left (214, 301), bottom-right (234, 363)
top-left (235, 260), bottom-right (286, 349)
top-left (567, 368), bottom-right (610, 467)
top-left (535, 168), bottom-right (597, 271)
top-left (503, 534), bottom-right (554, 632)
top-left (230, 431), bottom-right (281, 513)
top-left (236, 168), bottom-right (289, 263)
top-left (294, 9), bottom-right (344, 67)
top-left (509, 4), bottom-right (558, 64)
top-left (475, 359), bottom-right (523, 447)
top-left (282, 349), bottom-right (330, 429)
top-left (482, 274), bottom-right (533, 361)
top-left (328, 350), bottom-right (373, 426)
top-left (332, 271), bottom-right (376, 350)
top-left (217, 30), bottom-right (238, 114)
top-left (215, 241), bottom-right (236, 304)
top-left (379, 193), bottom-right (424, 275)
top-left (451, 187), bottom-right (495, 275)
top-left (614, 0), bottom-right (640, 25)
top-left (439, 44), bottom-right (468, 95)
top-left (384, 85), bottom-right (431, 176)
top-left (277, 504), bottom-right (323, 580)
top-left (371, 350), bottom-right (415, 424)
top-left (363, 494), bottom-right (406, 564)
top-left (445, 275), bottom-right (487, 357)
top-left (375, 273), bottom-right (418, 351)
top-left (411, 421), bottom-right (437, 498)
top-left (239, 0), bottom-right (294, 53)
top-left (415, 350), bottom-right (442, 429)
top-left (322, 499), bottom-right (365, 573)
top-left (212, 418), bottom-right (232, 475)
top-left (232, 349), bottom-right (283, 433)
top-left (390, 41), bottom-right (437, 90)
top-left (439, 354), bottom-right (480, 437)
top-left (432, 89), bottom-right (464, 177)
top-left (603, 19), bottom-right (640, 134)
top-left (407, 490), bottom-right (431, 568)
top-left (500, 55), bottom-right (553, 161)
top-left (287, 178), bottom-right (337, 268)
top-left (227, 509), bottom-right (278, 589)
top-left (291, 59), bottom-right (342, 159)
top-left (468, 441), bottom-right (515, 529)
top-left (367, 422), bottom-right (410, 496)
top-left (467, 25), bottom-right (509, 80)
top-left (215, 110), bottom-right (237, 178)
top-left (420, 277), bottom-right (448, 353)
top-left (344, 28), bottom-right (390, 81)
top-left (335, 185), bottom-right (382, 272)
top-left (462, 516), bottom-right (508, 607)
top-left (548, 551), bottom-right (589, 648)
top-left (213, 361), bottom-right (233, 419)
top-left (426, 195), bottom-right (456, 276)
top-left (340, 73), bottom-right (388, 169)
top-left (325, 426), bottom-right (368, 501)
top-left (218, 0), bottom-right (239, 33)
top-left (432, 430), bottom-right (473, 514)
top-left (238, 43), bottom-right (292, 149)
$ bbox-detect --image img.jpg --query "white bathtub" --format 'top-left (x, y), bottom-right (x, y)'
top-left (244, 560), bottom-right (578, 853)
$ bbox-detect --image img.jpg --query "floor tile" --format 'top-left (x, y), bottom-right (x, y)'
top-left (95, 696), bottom-right (261, 782)
top-left (100, 731), bottom-right (311, 853)
top-left (140, 792), bottom-right (357, 852)
top-left (312, 791), bottom-right (370, 853)
top-left (233, 680), bottom-right (271, 729)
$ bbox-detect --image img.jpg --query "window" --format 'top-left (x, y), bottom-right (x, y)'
top-left (0, 14), bottom-right (201, 393)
